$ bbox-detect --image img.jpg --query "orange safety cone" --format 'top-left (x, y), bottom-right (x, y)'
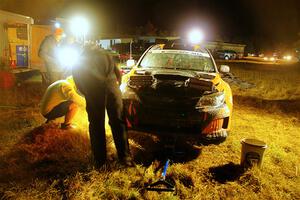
top-left (10, 60), bottom-right (16, 69)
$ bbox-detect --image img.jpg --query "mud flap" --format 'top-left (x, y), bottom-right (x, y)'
top-left (125, 100), bottom-right (139, 128)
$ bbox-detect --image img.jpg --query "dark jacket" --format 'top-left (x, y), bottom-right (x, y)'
top-left (72, 47), bottom-right (121, 96)
top-left (38, 35), bottom-right (61, 72)
top-left (72, 47), bottom-right (129, 165)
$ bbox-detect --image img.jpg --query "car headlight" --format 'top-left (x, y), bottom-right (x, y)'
top-left (196, 91), bottom-right (225, 108)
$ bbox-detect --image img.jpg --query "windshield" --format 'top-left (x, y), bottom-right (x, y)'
top-left (139, 49), bottom-right (215, 72)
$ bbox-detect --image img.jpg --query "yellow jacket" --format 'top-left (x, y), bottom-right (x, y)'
top-left (40, 79), bottom-right (86, 116)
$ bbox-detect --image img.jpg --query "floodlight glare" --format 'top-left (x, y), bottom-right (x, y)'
top-left (54, 22), bottom-right (61, 28)
top-left (70, 16), bottom-right (89, 37)
top-left (57, 47), bottom-right (80, 69)
top-left (188, 29), bottom-right (204, 44)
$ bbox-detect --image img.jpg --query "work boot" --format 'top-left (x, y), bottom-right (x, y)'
top-left (94, 160), bottom-right (106, 170)
top-left (119, 156), bottom-right (136, 168)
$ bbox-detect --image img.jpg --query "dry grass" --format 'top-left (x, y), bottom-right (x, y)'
top-left (0, 64), bottom-right (300, 200)
top-left (227, 62), bottom-right (300, 100)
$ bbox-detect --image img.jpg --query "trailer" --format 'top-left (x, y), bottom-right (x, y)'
top-left (0, 10), bottom-right (51, 88)
top-left (0, 10), bottom-right (34, 69)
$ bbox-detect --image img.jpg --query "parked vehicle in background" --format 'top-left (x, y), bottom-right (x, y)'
top-left (105, 50), bottom-right (131, 75)
top-left (214, 50), bottom-right (237, 60)
top-left (247, 53), bottom-right (256, 57)
top-left (263, 55), bottom-right (276, 62)
top-left (112, 42), bottom-right (151, 63)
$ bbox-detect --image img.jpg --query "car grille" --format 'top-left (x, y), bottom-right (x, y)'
top-left (140, 96), bottom-right (198, 112)
top-left (138, 107), bottom-right (203, 128)
top-left (128, 75), bottom-right (154, 88)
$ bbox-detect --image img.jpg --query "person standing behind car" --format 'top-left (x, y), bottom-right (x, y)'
top-left (38, 28), bottom-right (64, 85)
top-left (72, 46), bottom-right (133, 168)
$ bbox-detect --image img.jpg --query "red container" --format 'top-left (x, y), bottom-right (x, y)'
top-left (0, 72), bottom-right (15, 89)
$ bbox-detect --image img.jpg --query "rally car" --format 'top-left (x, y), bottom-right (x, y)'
top-left (120, 42), bottom-right (233, 141)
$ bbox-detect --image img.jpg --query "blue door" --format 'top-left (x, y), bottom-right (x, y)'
top-left (16, 45), bottom-right (28, 67)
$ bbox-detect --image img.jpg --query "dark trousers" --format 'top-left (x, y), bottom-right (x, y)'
top-left (85, 80), bottom-right (130, 165)
top-left (44, 101), bottom-right (72, 121)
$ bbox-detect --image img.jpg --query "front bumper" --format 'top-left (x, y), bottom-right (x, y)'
top-left (123, 99), bottom-right (230, 137)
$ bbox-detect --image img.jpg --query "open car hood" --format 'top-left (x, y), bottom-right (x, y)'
top-left (127, 68), bottom-right (220, 97)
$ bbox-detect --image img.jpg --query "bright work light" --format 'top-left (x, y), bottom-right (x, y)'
top-left (54, 22), bottom-right (61, 28)
top-left (57, 47), bottom-right (80, 69)
top-left (70, 16), bottom-right (89, 37)
top-left (188, 29), bottom-right (204, 44)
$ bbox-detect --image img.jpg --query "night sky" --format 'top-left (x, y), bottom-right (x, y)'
top-left (1, 0), bottom-right (300, 51)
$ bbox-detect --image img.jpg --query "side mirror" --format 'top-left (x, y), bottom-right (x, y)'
top-left (220, 65), bottom-right (230, 73)
top-left (126, 59), bottom-right (136, 67)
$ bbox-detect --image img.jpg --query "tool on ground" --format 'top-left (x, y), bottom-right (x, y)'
top-left (146, 159), bottom-right (175, 192)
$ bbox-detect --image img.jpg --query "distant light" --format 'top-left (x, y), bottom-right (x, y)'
top-left (270, 57), bottom-right (275, 61)
top-left (263, 57), bottom-right (268, 61)
top-left (188, 29), bottom-right (204, 44)
top-left (54, 22), bottom-right (61, 28)
top-left (284, 55), bottom-right (292, 61)
top-left (70, 16), bottom-right (89, 37)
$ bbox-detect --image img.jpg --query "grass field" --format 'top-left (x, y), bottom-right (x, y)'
top-left (0, 62), bottom-right (299, 200)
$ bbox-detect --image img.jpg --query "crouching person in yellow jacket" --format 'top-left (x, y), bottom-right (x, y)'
top-left (40, 76), bottom-right (86, 129)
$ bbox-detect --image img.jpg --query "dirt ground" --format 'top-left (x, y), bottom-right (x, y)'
top-left (0, 62), bottom-right (299, 200)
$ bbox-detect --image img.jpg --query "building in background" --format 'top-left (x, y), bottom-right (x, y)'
top-left (0, 10), bottom-right (247, 70)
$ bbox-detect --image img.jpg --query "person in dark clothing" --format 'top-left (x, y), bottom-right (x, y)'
top-left (72, 46), bottom-right (133, 167)
top-left (38, 28), bottom-right (64, 85)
